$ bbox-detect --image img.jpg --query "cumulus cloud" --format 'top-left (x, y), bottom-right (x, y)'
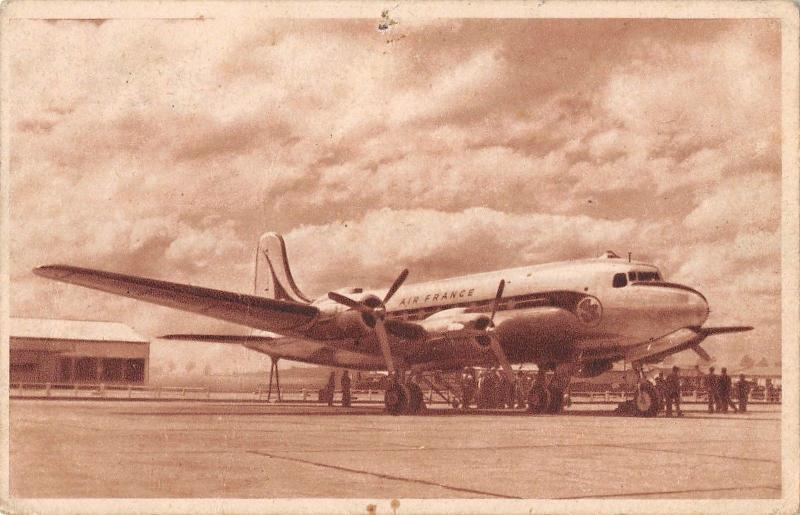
top-left (8, 18), bottom-right (782, 369)
top-left (683, 173), bottom-right (780, 238)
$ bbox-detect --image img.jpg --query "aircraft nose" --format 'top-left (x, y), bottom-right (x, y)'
top-left (691, 289), bottom-right (710, 326)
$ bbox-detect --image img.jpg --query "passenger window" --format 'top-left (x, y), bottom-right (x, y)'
top-left (613, 273), bottom-right (627, 288)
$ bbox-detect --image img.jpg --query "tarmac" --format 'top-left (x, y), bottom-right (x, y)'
top-left (10, 399), bottom-right (781, 499)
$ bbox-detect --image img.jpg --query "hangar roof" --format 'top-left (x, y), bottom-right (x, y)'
top-left (10, 317), bottom-right (148, 343)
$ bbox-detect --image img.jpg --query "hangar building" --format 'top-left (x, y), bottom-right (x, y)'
top-left (10, 317), bottom-right (149, 385)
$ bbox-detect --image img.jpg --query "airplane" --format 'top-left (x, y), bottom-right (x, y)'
top-left (33, 232), bottom-right (752, 416)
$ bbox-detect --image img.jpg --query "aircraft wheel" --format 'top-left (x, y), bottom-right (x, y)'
top-left (406, 383), bottom-right (424, 414)
top-left (634, 382), bottom-right (660, 417)
top-left (546, 388), bottom-right (565, 414)
top-left (527, 385), bottom-right (551, 414)
top-left (384, 382), bottom-right (408, 415)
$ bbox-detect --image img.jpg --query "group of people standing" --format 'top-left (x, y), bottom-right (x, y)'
top-left (657, 365), bottom-right (751, 415)
top-left (321, 365), bottom-right (756, 414)
top-left (460, 367), bottom-right (532, 409)
top-left (655, 366), bottom-right (684, 417)
top-left (703, 366), bottom-right (750, 413)
top-left (322, 370), bottom-right (351, 407)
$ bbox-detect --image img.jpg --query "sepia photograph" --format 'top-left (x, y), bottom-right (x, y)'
top-left (1, 1), bottom-right (798, 513)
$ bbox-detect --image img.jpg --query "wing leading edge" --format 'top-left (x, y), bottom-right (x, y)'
top-left (34, 265), bottom-right (319, 334)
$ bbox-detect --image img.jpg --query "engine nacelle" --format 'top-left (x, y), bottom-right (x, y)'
top-left (313, 289), bottom-right (383, 338)
top-left (578, 359), bottom-right (614, 378)
top-left (418, 308), bottom-right (492, 334)
top-left (331, 309), bottom-right (373, 336)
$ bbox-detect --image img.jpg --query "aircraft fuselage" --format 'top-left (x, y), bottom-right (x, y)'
top-left (307, 253), bottom-right (710, 368)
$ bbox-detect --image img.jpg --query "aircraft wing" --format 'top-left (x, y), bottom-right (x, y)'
top-left (34, 265), bottom-right (319, 334)
top-left (624, 325), bottom-right (753, 364)
top-left (160, 333), bottom-right (385, 370)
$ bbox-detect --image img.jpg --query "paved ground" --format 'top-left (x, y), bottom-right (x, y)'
top-left (10, 399), bottom-right (780, 499)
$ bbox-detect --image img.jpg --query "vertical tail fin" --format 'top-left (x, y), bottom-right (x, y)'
top-left (253, 232), bottom-right (311, 304)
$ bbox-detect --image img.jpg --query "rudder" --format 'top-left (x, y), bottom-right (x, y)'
top-left (254, 232), bottom-right (311, 303)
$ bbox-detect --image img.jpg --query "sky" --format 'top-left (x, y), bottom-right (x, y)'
top-left (7, 16), bottom-right (782, 374)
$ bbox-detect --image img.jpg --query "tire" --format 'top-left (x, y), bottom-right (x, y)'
top-left (384, 382), bottom-right (408, 415)
top-left (634, 382), bottom-right (660, 417)
top-left (406, 383), bottom-right (424, 414)
top-left (527, 385), bottom-right (551, 414)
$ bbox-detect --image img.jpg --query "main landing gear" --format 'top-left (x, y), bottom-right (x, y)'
top-left (384, 375), bottom-right (425, 415)
top-left (527, 362), bottom-right (574, 414)
top-left (527, 384), bottom-right (568, 414)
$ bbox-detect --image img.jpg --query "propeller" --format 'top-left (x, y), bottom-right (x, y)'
top-left (327, 269), bottom-right (409, 375)
top-left (489, 279), bottom-right (505, 325)
top-left (691, 344), bottom-right (712, 362)
top-left (485, 279), bottom-right (516, 385)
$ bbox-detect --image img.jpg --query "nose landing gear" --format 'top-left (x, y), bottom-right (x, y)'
top-left (616, 363), bottom-right (662, 417)
top-left (633, 381), bottom-right (660, 417)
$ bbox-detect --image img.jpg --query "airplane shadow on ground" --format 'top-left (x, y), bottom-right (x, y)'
top-left (109, 407), bottom-right (619, 417)
top-left (110, 405), bottom-right (780, 419)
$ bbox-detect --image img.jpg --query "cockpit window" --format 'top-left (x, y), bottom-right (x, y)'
top-left (612, 273), bottom-right (627, 288)
top-left (628, 271), bottom-right (663, 282)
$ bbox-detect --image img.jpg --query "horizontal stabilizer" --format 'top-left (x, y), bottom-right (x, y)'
top-left (699, 326), bottom-right (753, 336)
top-left (159, 334), bottom-right (275, 344)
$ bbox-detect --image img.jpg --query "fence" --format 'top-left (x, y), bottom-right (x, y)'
top-left (10, 383), bottom-right (782, 405)
top-left (10, 382), bottom-right (211, 400)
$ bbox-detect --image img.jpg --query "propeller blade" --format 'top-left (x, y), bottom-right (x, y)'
top-left (327, 291), bottom-right (371, 313)
top-left (692, 344), bottom-right (712, 362)
top-left (488, 334), bottom-right (515, 385)
top-left (374, 318), bottom-right (396, 375)
top-left (489, 279), bottom-right (506, 323)
top-left (382, 268), bottom-right (409, 305)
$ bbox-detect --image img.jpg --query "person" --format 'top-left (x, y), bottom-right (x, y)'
top-left (499, 371), bottom-right (513, 409)
top-left (655, 371), bottom-right (667, 413)
top-left (494, 369), bottom-right (506, 408)
top-left (766, 379), bottom-right (775, 403)
top-left (340, 370), bottom-right (352, 407)
top-left (325, 370), bottom-right (336, 407)
top-left (665, 366), bottom-right (683, 417)
top-left (485, 368), bottom-right (499, 408)
top-left (705, 366), bottom-right (718, 413)
top-left (461, 368), bottom-right (476, 410)
top-left (736, 374), bottom-right (751, 413)
top-left (516, 373), bottom-right (530, 409)
top-left (719, 367), bottom-right (737, 413)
